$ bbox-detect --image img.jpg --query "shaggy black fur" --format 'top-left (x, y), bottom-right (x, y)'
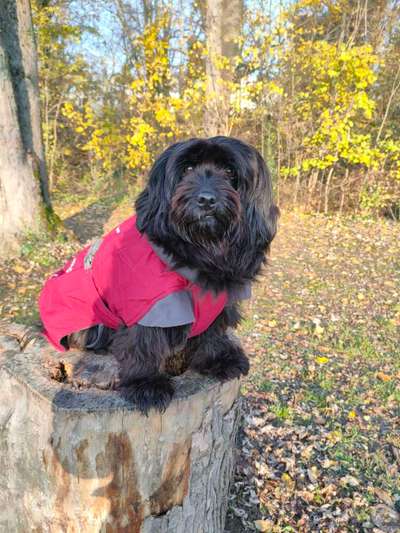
top-left (110, 323), bottom-right (190, 414)
top-left (70, 136), bottom-right (278, 414)
top-left (135, 136), bottom-right (279, 292)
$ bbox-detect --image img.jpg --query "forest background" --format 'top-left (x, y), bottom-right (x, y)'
top-left (30, 0), bottom-right (400, 218)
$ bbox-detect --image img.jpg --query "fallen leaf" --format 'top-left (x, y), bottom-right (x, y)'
top-left (340, 475), bottom-right (359, 487)
top-left (307, 466), bottom-right (319, 484)
top-left (282, 472), bottom-right (295, 491)
top-left (321, 458), bottom-right (336, 469)
top-left (370, 505), bottom-right (400, 532)
top-left (372, 488), bottom-right (394, 507)
top-left (377, 372), bottom-right (392, 382)
top-left (13, 264), bottom-right (25, 274)
top-left (254, 519), bottom-right (274, 532)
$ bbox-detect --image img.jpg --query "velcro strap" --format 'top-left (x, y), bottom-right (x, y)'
top-left (84, 238), bottom-right (103, 270)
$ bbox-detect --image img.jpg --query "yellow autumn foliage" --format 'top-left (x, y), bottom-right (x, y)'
top-left (32, 0), bottom-right (400, 214)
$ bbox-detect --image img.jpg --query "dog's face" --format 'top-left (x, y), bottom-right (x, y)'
top-left (169, 143), bottom-right (243, 243)
top-left (136, 136), bottom-right (278, 251)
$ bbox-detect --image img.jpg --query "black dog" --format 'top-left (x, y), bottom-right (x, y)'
top-left (63, 136), bottom-right (278, 412)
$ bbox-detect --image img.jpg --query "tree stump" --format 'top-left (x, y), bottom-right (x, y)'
top-left (0, 323), bottom-right (242, 533)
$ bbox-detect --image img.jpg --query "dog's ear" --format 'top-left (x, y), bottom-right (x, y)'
top-left (245, 201), bottom-right (279, 253)
top-left (248, 148), bottom-right (279, 250)
top-left (135, 142), bottom-right (182, 235)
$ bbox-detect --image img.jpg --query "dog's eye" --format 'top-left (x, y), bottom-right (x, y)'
top-left (224, 167), bottom-right (239, 189)
top-left (183, 165), bottom-right (194, 174)
top-left (225, 167), bottom-right (235, 179)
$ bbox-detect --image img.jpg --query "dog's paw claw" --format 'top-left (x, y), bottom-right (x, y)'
top-left (193, 348), bottom-right (250, 382)
top-left (120, 374), bottom-right (174, 414)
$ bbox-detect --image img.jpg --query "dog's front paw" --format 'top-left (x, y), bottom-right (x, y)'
top-left (120, 374), bottom-right (174, 415)
top-left (192, 344), bottom-right (249, 382)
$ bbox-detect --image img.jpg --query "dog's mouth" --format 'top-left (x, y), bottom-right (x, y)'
top-left (171, 208), bottom-right (237, 245)
top-left (185, 208), bottom-right (230, 226)
top-left (191, 213), bottom-right (217, 222)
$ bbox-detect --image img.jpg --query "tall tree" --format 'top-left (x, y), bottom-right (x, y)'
top-left (203, 0), bottom-right (243, 136)
top-left (0, 0), bottom-right (50, 256)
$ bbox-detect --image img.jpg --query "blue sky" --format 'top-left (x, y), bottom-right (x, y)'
top-left (68, 0), bottom-right (292, 76)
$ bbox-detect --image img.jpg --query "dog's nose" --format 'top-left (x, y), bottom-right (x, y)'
top-left (197, 192), bottom-right (216, 210)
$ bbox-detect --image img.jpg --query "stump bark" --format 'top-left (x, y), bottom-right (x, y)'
top-left (0, 323), bottom-right (242, 533)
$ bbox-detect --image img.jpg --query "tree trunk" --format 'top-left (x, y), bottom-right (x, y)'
top-left (0, 324), bottom-right (242, 533)
top-left (324, 167), bottom-right (334, 214)
top-left (0, 0), bottom-right (50, 256)
top-left (203, 0), bottom-right (243, 136)
top-left (0, 42), bottom-right (43, 255)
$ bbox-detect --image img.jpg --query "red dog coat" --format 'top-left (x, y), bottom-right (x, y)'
top-left (39, 215), bottom-right (230, 351)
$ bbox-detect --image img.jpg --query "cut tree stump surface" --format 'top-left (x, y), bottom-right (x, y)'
top-left (0, 323), bottom-right (242, 533)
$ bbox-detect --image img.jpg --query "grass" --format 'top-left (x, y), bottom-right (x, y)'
top-left (229, 210), bottom-right (400, 532)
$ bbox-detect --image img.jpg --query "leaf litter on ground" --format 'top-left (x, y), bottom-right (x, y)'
top-left (0, 194), bottom-right (399, 533)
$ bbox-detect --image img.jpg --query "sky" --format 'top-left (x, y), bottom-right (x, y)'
top-left (67, 0), bottom-right (292, 76)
